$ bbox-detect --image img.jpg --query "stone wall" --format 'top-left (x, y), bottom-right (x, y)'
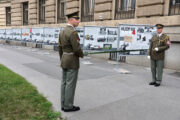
top-left (45, 0), bottom-right (56, 24)
top-left (136, 0), bottom-right (170, 17)
top-left (94, 0), bottom-right (112, 21)
top-left (11, 0), bottom-right (24, 26)
top-left (0, 1), bottom-right (11, 26)
top-left (66, 0), bottom-right (79, 15)
top-left (29, 0), bottom-right (37, 25)
top-left (136, 0), bottom-right (164, 17)
top-left (164, 26), bottom-right (180, 42)
top-left (165, 43), bottom-right (180, 71)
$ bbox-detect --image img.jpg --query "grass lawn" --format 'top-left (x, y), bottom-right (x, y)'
top-left (0, 64), bottom-right (61, 120)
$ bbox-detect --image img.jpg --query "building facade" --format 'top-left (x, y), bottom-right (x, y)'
top-left (0, 0), bottom-right (180, 70)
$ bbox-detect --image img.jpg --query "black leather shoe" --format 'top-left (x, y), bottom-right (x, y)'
top-left (64, 106), bottom-right (80, 112)
top-left (154, 83), bottom-right (160, 87)
top-left (149, 82), bottom-right (156, 85)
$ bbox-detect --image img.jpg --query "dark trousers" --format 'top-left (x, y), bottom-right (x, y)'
top-left (150, 59), bottom-right (164, 84)
top-left (61, 69), bottom-right (78, 109)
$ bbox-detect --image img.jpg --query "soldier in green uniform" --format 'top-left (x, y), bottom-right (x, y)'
top-left (58, 11), bottom-right (84, 112)
top-left (148, 24), bottom-right (170, 87)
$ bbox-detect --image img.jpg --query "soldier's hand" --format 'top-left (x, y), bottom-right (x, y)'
top-left (83, 51), bottom-right (88, 56)
top-left (147, 56), bottom-right (150, 59)
top-left (167, 40), bottom-right (171, 46)
top-left (154, 47), bottom-right (159, 51)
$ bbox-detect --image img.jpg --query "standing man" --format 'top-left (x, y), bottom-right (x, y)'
top-left (58, 11), bottom-right (84, 112)
top-left (148, 24), bottom-right (170, 87)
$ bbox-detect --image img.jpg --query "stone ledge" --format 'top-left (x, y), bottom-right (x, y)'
top-left (95, 0), bottom-right (112, 4)
top-left (66, 8), bottom-right (79, 16)
top-left (42, 44), bottom-right (54, 50)
top-left (137, 0), bottom-right (164, 7)
top-left (6, 40), bottom-right (22, 46)
top-left (36, 43), bottom-right (42, 48)
top-left (95, 2), bottom-right (112, 12)
top-left (54, 45), bottom-right (59, 51)
top-left (26, 42), bottom-right (36, 48)
top-left (21, 41), bottom-right (26, 46)
top-left (66, 1), bottom-right (79, 9)
top-left (94, 11), bottom-right (111, 20)
top-left (136, 4), bottom-right (163, 17)
top-left (0, 39), bottom-right (6, 44)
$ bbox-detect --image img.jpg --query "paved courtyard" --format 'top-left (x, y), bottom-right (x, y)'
top-left (0, 44), bottom-right (180, 120)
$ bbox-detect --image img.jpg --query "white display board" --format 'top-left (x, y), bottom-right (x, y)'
top-left (75, 27), bottom-right (84, 45)
top-left (44, 28), bottom-right (61, 44)
top-left (6, 29), bottom-right (13, 40)
top-left (31, 28), bottom-right (44, 42)
top-left (0, 24), bottom-right (157, 56)
top-left (84, 26), bottom-right (118, 50)
top-left (22, 28), bottom-right (31, 41)
top-left (0, 29), bottom-right (5, 39)
top-left (53, 28), bottom-right (61, 44)
top-left (118, 24), bottom-right (157, 51)
top-left (12, 28), bottom-right (21, 40)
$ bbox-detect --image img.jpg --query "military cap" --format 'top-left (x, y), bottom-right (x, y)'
top-left (155, 24), bottom-right (164, 29)
top-left (66, 11), bottom-right (79, 19)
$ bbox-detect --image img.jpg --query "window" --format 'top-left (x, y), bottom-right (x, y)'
top-left (169, 0), bottom-right (180, 15)
top-left (39, 0), bottom-right (45, 24)
top-left (81, 0), bottom-right (94, 22)
top-left (6, 7), bottom-right (11, 26)
top-left (115, 0), bottom-right (136, 19)
top-left (57, 0), bottom-right (66, 23)
top-left (23, 2), bottom-right (28, 25)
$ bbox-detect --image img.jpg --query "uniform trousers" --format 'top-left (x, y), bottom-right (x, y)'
top-left (150, 59), bottom-right (164, 84)
top-left (61, 69), bottom-right (78, 109)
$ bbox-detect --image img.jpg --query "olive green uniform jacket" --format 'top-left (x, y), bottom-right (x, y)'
top-left (148, 34), bottom-right (169, 60)
top-left (58, 25), bottom-right (84, 69)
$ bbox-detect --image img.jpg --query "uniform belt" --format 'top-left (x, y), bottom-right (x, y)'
top-left (63, 52), bottom-right (74, 55)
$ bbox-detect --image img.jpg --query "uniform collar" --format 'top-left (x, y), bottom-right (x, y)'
top-left (67, 24), bottom-right (75, 30)
top-left (157, 33), bottom-right (163, 37)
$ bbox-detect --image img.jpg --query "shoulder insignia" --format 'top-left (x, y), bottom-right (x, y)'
top-left (76, 37), bottom-right (80, 42)
top-left (73, 31), bottom-right (79, 42)
top-left (73, 31), bottom-right (78, 35)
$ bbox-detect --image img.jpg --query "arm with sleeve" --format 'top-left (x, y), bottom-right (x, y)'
top-left (158, 36), bottom-right (170, 52)
top-left (70, 31), bottom-right (84, 58)
top-left (58, 34), bottom-right (63, 60)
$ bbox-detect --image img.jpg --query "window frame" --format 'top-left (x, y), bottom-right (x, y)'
top-left (169, 0), bottom-right (180, 15)
top-left (115, 0), bottom-right (136, 20)
top-left (6, 7), bottom-right (11, 26)
top-left (39, 0), bottom-right (46, 24)
top-left (22, 2), bottom-right (29, 25)
top-left (81, 0), bottom-right (94, 22)
top-left (57, 0), bottom-right (66, 23)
